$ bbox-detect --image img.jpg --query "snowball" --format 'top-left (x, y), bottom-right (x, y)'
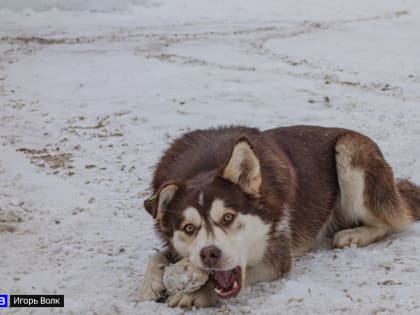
top-left (162, 258), bottom-right (209, 294)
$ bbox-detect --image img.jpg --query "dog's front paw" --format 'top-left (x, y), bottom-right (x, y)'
top-left (139, 275), bottom-right (165, 301)
top-left (139, 252), bottom-right (168, 302)
top-left (139, 262), bottom-right (166, 301)
top-left (167, 282), bottom-right (218, 308)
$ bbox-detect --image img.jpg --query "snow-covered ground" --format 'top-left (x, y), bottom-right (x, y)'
top-left (1, 1), bottom-right (420, 314)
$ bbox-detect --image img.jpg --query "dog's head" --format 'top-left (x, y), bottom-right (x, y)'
top-left (144, 138), bottom-right (273, 299)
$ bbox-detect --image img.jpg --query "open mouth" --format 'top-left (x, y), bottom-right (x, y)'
top-left (210, 266), bottom-right (242, 299)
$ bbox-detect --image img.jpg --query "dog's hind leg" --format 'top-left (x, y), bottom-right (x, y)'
top-left (333, 132), bottom-right (413, 248)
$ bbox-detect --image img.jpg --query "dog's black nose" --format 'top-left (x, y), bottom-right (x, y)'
top-left (200, 246), bottom-right (222, 267)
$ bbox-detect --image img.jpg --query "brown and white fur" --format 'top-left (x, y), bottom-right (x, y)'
top-left (139, 125), bottom-right (420, 308)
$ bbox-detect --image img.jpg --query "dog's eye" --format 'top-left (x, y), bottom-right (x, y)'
top-left (183, 224), bottom-right (195, 235)
top-left (222, 213), bottom-right (235, 225)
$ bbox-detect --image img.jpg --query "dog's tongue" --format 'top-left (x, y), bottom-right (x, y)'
top-left (213, 270), bottom-right (236, 288)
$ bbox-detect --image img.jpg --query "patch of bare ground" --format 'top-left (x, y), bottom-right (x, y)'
top-left (17, 147), bottom-right (73, 171)
top-left (0, 210), bottom-right (22, 233)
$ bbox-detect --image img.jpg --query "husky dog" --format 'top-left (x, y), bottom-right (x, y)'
top-left (139, 126), bottom-right (420, 308)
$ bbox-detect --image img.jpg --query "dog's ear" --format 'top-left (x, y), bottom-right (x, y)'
top-left (222, 137), bottom-right (262, 196)
top-left (144, 182), bottom-right (180, 220)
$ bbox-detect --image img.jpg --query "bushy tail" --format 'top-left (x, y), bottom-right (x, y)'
top-left (398, 179), bottom-right (420, 220)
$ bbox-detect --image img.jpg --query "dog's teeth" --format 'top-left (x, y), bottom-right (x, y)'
top-left (233, 281), bottom-right (238, 288)
top-left (215, 287), bottom-right (230, 297)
